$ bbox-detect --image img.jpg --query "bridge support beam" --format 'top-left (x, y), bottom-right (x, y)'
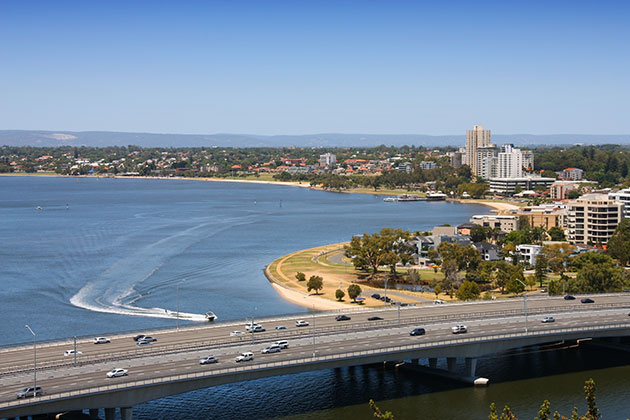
top-left (447, 357), bottom-right (456, 372)
top-left (465, 357), bottom-right (477, 378)
top-left (428, 357), bottom-right (437, 369)
top-left (89, 408), bottom-right (100, 419)
top-left (104, 408), bottom-right (115, 420)
top-left (120, 406), bottom-right (133, 420)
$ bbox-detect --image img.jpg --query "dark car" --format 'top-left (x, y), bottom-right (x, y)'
top-left (581, 298), bottom-right (594, 304)
top-left (410, 328), bottom-right (426, 336)
top-left (564, 295), bottom-right (576, 300)
top-left (380, 296), bottom-right (392, 303)
top-left (371, 293), bottom-right (381, 299)
top-left (368, 316), bottom-right (383, 321)
top-left (335, 315), bottom-right (351, 321)
top-left (133, 334), bottom-right (146, 342)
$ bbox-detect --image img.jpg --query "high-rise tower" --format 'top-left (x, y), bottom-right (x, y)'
top-left (465, 125), bottom-right (492, 176)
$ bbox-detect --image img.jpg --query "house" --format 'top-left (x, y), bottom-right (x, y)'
top-left (473, 242), bottom-right (502, 261)
top-left (515, 244), bottom-right (543, 266)
top-left (457, 223), bottom-right (476, 236)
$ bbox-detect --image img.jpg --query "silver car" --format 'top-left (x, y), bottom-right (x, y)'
top-left (16, 386), bottom-right (43, 399)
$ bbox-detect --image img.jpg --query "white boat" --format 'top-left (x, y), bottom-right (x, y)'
top-left (425, 191), bottom-right (447, 201)
top-left (383, 197), bottom-right (398, 202)
top-left (204, 311), bottom-right (217, 321)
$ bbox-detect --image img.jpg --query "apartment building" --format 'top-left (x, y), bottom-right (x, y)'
top-left (466, 125), bottom-right (492, 177)
top-left (469, 214), bottom-right (520, 233)
top-left (567, 194), bottom-right (624, 245)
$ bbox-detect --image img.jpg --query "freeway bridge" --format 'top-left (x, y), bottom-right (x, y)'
top-left (1, 293), bottom-right (629, 419)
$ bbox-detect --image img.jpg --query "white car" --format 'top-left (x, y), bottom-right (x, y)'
top-left (541, 316), bottom-right (555, 323)
top-left (295, 320), bottom-right (309, 327)
top-left (275, 340), bottom-right (289, 349)
top-left (64, 350), bottom-right (83, 356)
top-left (246, 324), bottom-right (266, 333)
top-left (93, 337), bottom-right (110, 344)
top-left (200, 356), bottom-right (218, 364)
top-left (235, 352), bottom-right (254, 362)
top-left (261, 344), bottom-right (281, 354)
top-left (434, 299), bottom-right (446, 304)
top-left (106, 368), bottom-right (128, 378)
top-left (451, 325), bottom-right (467, 334)
top-left (230, 331), bottom-right (244, 336)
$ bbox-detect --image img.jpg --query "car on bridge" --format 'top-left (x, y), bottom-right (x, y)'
top-left (133, 334), bottom-right (147, 341)
top-left (106, 368), bottom-right (128, 378)
top-left (434, 299), bottom-right (445, 304)
top-left (93, 337), bottom-right (110, 344)
top-left (275, 326), bottom-right (287, 330)
top-left (564, 295), bottom-right (576, 300)
top-left (246, 324), bottom-right (266, 332)
top-left (335, 315), bottom-right (351, 321)
top-left (451, 325), bottom-right (467, 334)
top-left (200, 356), bottom-right (218, 365)
top-left (541, 316), bottom-right (555, 323)
top-left (136, 340), bottom-right (153, 346)
top-left (16, 386), bottom-right (43, 399)
top-left (368, 316), bottom-right (383, 321)
top-left (235, 352), bottom-right (254, 362)
top-left (295, 320), bottom-right (309, 327)
top-left (275, 340), bottom-right (289, 349)
top-left (230, 331), bottom-right (244, 336)
top-left (64, 350), bottom-right (82, 356)
top-left (581, 298), bottom-right (594, 304)
top-left (410, 327), bottom-right (426, 336)
top-left (262, 344), bottom-right (281, 354)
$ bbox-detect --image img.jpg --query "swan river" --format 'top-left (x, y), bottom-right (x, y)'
top-left (1, 176), bottom-right (629, 419)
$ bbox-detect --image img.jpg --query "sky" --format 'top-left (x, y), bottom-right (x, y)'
top-left (0, 0), bottom-right (628, 136)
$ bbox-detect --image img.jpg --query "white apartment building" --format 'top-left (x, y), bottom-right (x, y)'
top-left (319, 153), bottom-right (336, 167)
top-left (515, 244), bottom-right (543, 266)
top-left (567, 194), bottom-right (624, 245)
top-left (497, 144), bottom-right (523, 179)
top-left (609, 188), bottom-right (630, 218)
top-left (466, 125), bottom-right (492, 177)
top-left (476, 146), bottom-right (498, 179)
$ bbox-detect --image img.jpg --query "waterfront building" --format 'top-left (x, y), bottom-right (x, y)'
top-left (466, 124), bottom-right (492, 177)
top-left (489, 176), bottom-right (555, 195)
top-left (560, 167), bottom-right (584, 180)
top-left (567, 193), bottom-right (624, 245)
top-left (469, 214), bottom-right (519, 233)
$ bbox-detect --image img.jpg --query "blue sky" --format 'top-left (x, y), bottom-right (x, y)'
top-left (0, 0), bottom-right (628, 135)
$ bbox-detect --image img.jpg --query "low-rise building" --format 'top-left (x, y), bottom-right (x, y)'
top-left (470, 215), bottom-right (519, 233)
top-left (560, 168), bottom-right (584, 180)
top-left (420, 161), bottom-right (437, 170)
top-left (474, 242), bottom-right (502, 261)
top-left (515, 204), bottom-right (568, 229)
top-left (516, 244), bottom-right (543, 266)
top-left (489, 176), bottom-right (555, 195)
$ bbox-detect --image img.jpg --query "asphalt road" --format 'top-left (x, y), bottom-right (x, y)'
top-left (1, 294), bottom-right (629, 403)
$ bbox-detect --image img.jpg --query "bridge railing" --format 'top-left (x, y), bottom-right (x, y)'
top-left (2, 321), bottom-right (630, 411)
top-left (3, 301), bottom-right (630, 375)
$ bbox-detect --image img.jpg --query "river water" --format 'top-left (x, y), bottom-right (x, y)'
top-left (1, 176), bottom-right (628, 419)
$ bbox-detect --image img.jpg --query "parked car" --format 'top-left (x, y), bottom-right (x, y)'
top-left (16, 386), bottom-right (43, 399)
top-left (275, 326), bottom-right (287, 330)
top-left (275, 340), bottom-right (289, 349)
top-left (371, 293), bottom-right (381, 299)
top-left (200, 356), bottom-right (218, 365)
top-left (133, 334), bottom-right (146, 341)
top-left (64, 350), bottom-right (82, 356)
top-left (295, 320), bottom-right (309, 327)
top-left (335, 315), bottom-right (351, 321)
top-left (541, 316), bottom-right (555, 323)
top-left (106, 368), bottom-right (128, 378)
top-left (434, 299), bottom-right (445, 304)
top-left (564, 295), bottom-right (576, 300)
top-left (93, 337), bottom-right (110, 344)
top-left (581, 298), bottom-right (594, 304)
top-left (261, 344), bottom-right (281, 354)
top-left (410, 327), bottom-right (426, 336)
top-left (368, 316), bottom-right (383, 321)
top-left (451, 325), bottom-right (467, 334)
top-left (230, 331), bottom-right (244, 336)
top-left (235, 352), bottom-right (254, 362)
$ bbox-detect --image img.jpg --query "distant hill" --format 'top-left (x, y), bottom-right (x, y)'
top-left (1, 130), bottom-right (629, 148)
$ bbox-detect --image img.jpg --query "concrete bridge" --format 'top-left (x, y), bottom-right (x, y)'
top-left (1, 294), bottom-right (629, 419)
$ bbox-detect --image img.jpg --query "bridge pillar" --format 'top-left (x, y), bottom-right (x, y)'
top-left (447, 357), bottom-right (456, 372)
top-left (465, 357), bottom-right (477, 377)
top-left (120, 407), bottom-right (133, 420)
top-left (428, 357), bottom-right (437, 369)
top-left (89, 408), bottom-right (100, 419)
top-left (104, 408), bottom-right (115, 420)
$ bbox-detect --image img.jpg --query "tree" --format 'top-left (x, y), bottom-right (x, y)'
top-left (606, 218), bottom-right (630, 266)
top-left (335, 289), bottom-right (345, 301)
top-left (344, 228), bottom-right (412, 276)
top-left (535, 253), bottom-right (549, 287)
top-left (295, 272), bottom-right (306, 282)
top-left (456, 280), bottom-right (480, 301)
top-left (306, 275), bottom-right (323, 295)
top-left (548, 226), bottom-right (565, 242)
top-left (470, 225), bottom-right (488, 243)
top-left (369, 399), bottom-right (395, 420)
top-left (347, 284), bottom-right (362, 302)
top-left (433, 284), bottom-right (442, 298)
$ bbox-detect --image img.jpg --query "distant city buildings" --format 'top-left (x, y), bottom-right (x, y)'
top-left (319, 153), bottom-right (336, 167)
top-left (560, 167), bottom-right (584, 180)
top-left (420, 161), bottom-right (437, 170)
top-left (465, 124), bottom-right (492, 177)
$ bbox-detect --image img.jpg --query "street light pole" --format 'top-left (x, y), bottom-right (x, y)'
top-left (514, 279), bottom-right (528, 333)
top-left (25, 325), bottom-right (36, 394)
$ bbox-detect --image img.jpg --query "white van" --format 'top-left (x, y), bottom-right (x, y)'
top-left (274, 340), bottom-right (289, 349)
top-left (235, 352), bottom-right (254, 362)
